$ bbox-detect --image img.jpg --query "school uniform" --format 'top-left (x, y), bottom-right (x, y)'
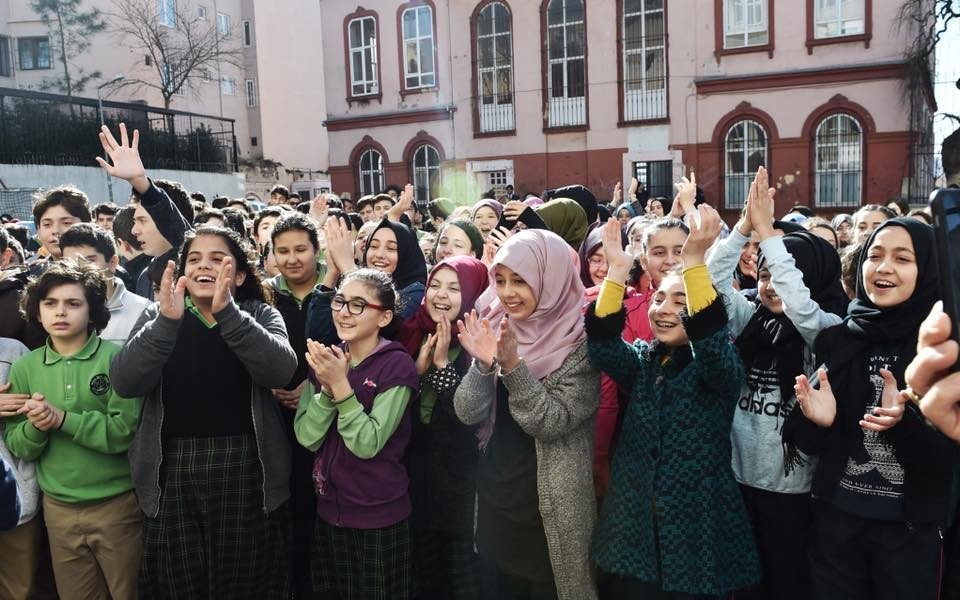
top-left (3, 335), bottom-right (143, 600)
top-left (110, 298), bottom-right (298, 599)
top-left (294, 338), bottom-right (420, 600)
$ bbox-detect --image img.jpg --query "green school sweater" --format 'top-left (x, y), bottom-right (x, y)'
top-left (3, 335), bottom-right (142, 504)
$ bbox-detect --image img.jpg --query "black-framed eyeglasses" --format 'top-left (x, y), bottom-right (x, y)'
top-left (331, 295), bottom-right (385, 316)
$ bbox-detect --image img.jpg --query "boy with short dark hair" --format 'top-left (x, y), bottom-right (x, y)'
top-left (4, 260), bottom-right (142, 600)
top-left (356, 195), bottom-right (376, 223)
top-left (59, 223), bottom-right (150, 345)
top-left (30, 186), bottom-right (92, 272)
top-left (111, 206), bottom-right (150, 290)
top-left (269, 184), bottom-right (290, 206)
top-left (92, 203), bottom-right (119, 232)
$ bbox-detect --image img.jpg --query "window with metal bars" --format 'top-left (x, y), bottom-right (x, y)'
top-left (476, 2), bottom-right (514, 133)
top-left (623, 0), bottom-right (666, 121)
top-left (546, 0), bottom-right (586, 127)
top-left (412, 144), bottom-right (441, 205)
top-left (359, 149), bottom-right (385, 196)
top-left (815, 114), bottom-right (862, 208)
top-left (724, 119), bottom-right (767, 210)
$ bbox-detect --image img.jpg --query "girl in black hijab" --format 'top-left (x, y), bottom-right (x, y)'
top-left (783, 218), bottom-right (957, 600)
top-left (364, 219), bottom-right (428, 320)
top-left (708, 211), bottom-right (848, 599)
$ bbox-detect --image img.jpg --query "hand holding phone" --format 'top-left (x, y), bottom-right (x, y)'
top-left (931, 188), bottom-right (960, 349)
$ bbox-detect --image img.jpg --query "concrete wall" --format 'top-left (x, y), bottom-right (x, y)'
top-left (0, 163), bottom-right (245, 216)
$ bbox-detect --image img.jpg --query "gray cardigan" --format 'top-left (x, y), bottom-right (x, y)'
top-left (110, 299), bottom-right (297, 518)
top-left (454, 341), bottom-right (599, 600)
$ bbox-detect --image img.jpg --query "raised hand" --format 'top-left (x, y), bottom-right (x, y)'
top-left (628, 177), bottom-right (639, 199)
top-left (749, 166), bottom-right (778, 239)
top-left (672, 171), bottom-right (697, 219)
top-left (158, 260), bottom-right (187, 321)
top-left (388, 183), bottom-right (415, 222)
top-left (211, 256), bottom-right (235, 315)
top-left (415, 334), bottom-right (437, 376)
top-left (457, 310), bottom-right (497, 370)
top-left (795, 369), bottom-right (837, 428)
top-left (309, 194), bottom-right (329, 225)
top-left (601, 217), bottom-right (632, 284)
top-left (95, 123), bottom-right (149, 194)
top-left (860, 368), bottom-right (907, 432)
top-left (481, 240), bottom-right (497, 267)
top-left (324, 215), bottom-right (356, 275)
top-left (433, 316), bottom-right (452, 369)
top-left (496, 318), bottom-right (520, 373)
top-left (502, 201), bottom-right (526, 221)
top-left (612, 181), bottom-right (623, 205)
top-left (681, 204), bottom-right (722, 267)
top-left (0, 383), bottom-right (30, 418)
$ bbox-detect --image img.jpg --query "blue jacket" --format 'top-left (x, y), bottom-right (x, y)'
top-left (585, 299), bottom-right (760, 596)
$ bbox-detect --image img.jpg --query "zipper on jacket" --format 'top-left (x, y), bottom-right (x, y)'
top-left (152, 375), bottom-right (165, 519)
top-left (250, 381), bottom-right (269, 513)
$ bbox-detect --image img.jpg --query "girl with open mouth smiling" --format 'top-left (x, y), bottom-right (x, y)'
top-left (454, 229), bottom-right (600, 600)
top-left (586, 206), bottom-right (760, 599)
top-left (784, 217), bottom-right (954, 600)
top-left (110, 226), bottom-right (298, 599)
top-left (396, 255), bottom-right (490, 599)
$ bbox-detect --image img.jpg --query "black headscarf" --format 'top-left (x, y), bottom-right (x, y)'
top-left (364, 219), bottom-right (428, 290)
top-left (542, 184), bottom-right (599, 224)
top-left (735, 232), bottom-right (847, 403)
top-left (783, 219), bottom-right (938, 472)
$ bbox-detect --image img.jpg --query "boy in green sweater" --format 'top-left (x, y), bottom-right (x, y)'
top-left (3, 259), bottom-right (142, 600)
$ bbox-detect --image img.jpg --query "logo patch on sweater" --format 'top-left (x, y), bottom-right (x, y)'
top-left (89, 374), bottom-right (110, 395)
top-left (362, 378), bottom-right (377, 389)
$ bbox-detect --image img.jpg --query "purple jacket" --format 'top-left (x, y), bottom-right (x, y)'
top-left (314, 340), bottom-right (420, 529)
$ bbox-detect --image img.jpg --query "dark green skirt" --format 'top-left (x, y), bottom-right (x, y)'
top-left (311, 517), bottom-right (414, 600)
top-left (139, 434), bottom-right (291, 599)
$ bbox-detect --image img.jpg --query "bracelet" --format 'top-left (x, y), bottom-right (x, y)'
top-left (904, 387), bottom-right (923, 406)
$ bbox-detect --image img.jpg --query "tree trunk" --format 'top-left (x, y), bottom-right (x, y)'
top-left (55, 5), bottom-right (71, 96)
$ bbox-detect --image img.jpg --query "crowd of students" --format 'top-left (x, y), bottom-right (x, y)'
top-left (0, 122), bottom-right (959, 600)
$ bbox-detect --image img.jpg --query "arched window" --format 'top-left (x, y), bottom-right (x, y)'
top-left (476, 1), bottom-right (514, 133)
top-left (358, 148), bottom-right (385, 197)
top-left (622, 0), bottom-right (666, 121)
top-left (545, 0), bottom-right (586, 127)
top-left (412, 144), bottom-right (441, 204)
top-left (723, 119), bottom-right (767, 209)
top-left (815, 114), bottom-right (862, 207)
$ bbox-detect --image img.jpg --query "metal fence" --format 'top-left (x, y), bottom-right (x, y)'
top-left (0, 188), bottom-right (39, 221)
top-left (0, 87), bottom-right (238, 173)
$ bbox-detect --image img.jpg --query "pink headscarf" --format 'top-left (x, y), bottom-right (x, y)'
top-left (475, 229), bottom-right (586, 380)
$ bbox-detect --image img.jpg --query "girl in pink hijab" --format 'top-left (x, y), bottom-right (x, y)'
top-left (454, 229), bottom-right (600, 600)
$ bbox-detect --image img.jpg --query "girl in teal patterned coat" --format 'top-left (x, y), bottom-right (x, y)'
top-left (586, 208), bottom-right (760, 599)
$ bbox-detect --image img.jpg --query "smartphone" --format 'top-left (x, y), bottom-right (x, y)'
top-left (931, 188), bottom-right (960, 349)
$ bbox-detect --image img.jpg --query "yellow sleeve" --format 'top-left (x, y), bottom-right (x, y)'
top-left (595, 279), bottom-right (627, 317)
top-left (682, 264), bottom-right (717, 315)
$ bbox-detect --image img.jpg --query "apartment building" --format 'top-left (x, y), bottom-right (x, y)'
top-left (0, 0), bottom-right (328, 195)
top-left (320, 0), bottom-right (935, 215)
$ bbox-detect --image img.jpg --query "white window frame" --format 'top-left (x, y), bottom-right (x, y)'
top-left (245, 78), bottom-right (257, 107)
top-left (724, 0), bottom-right (768, 48)
top-left (158, 0), bottom-right (176, 28)
top-left (242, 20), bottom-right (251, 47)
top-left (723, 119), bottom-right (767, 210)
top-left (401, 5), bottom-right (436, 90)
top-left (622, 0), bottom-right (666, 121)
top-left (197, 5), bottom-right (206, 19)
top-left (814, 0), bottom-right (865, 39)
top-left (546, 0), bottom-right (586, 128)
top-left (412, 144), bottom-right (441, 205)
top-left (221, 76), bottom-right (237, 96)
top-left (17, 36), bottom-right (51, 70)
top-left (163, 62), bottom-right (185, 96)
top-left (815, 114), bottom-right (863, 208)
top-left (359, 148), bottom-right (385, 196)
top-left (476, 2), bottom-right (514, 133)
top-left (217, 12), bottom-right (231, 37)
top-left (348, 15), bottom-right (379, 97)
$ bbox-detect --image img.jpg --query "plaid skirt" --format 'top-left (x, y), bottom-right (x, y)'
top-left (311, 518), bottom-right (414, 600)
top-left (412, 528), bottom-right (480, 600)
top-left (139, 434), bottom-right (292, 600)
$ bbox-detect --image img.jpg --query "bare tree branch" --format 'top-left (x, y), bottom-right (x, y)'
top-left (107, 0), bottom-right (241, 109)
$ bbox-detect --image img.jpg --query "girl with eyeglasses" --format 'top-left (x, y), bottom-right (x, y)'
top-left (295, 268), bottom-right (420, 600)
